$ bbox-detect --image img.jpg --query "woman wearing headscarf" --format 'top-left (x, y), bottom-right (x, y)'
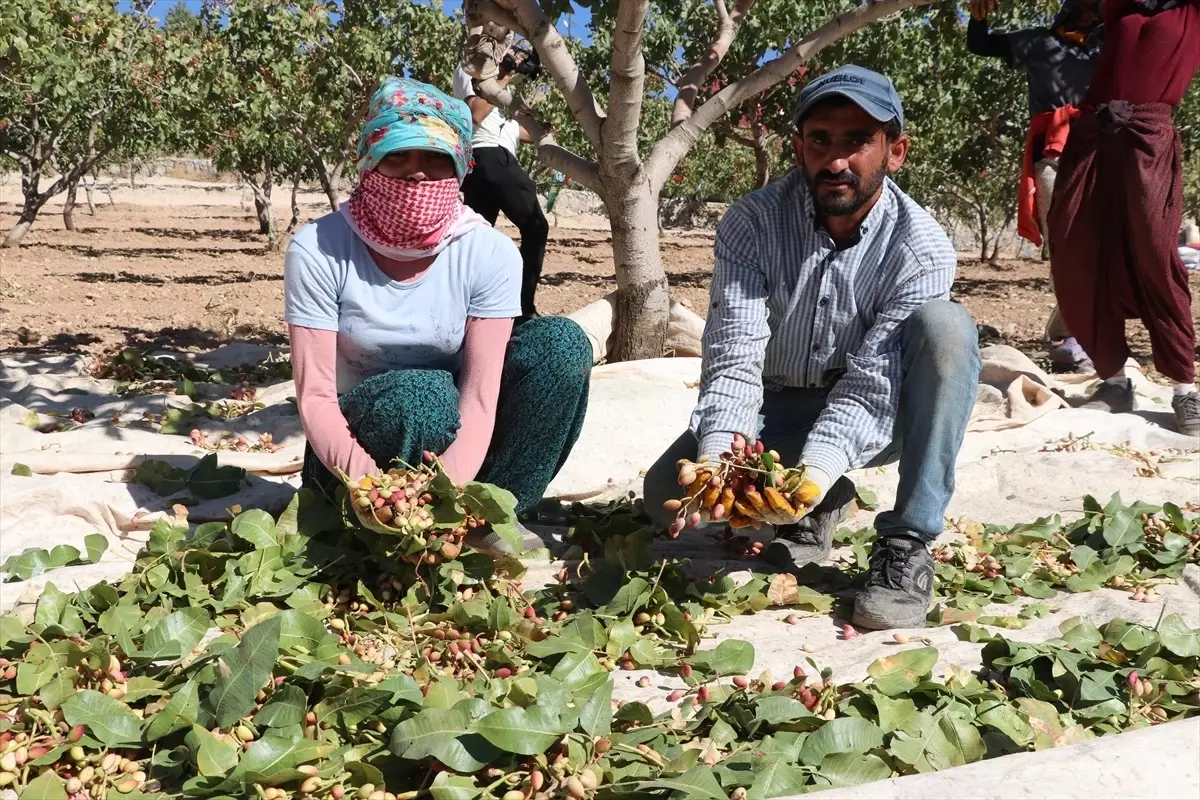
top-left (966, 0), bottom-right (1104, 373)
top-left (1048, 0), bottom-right (1200, 436)
top-left (284, 78), bottom-right (593, 547)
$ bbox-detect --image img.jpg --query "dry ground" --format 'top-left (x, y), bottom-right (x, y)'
top-left (2, 183), bottom-right (1198, 380)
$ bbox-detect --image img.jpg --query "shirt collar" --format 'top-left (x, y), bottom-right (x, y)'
top-left (795, 170), bottom-right (896, 249)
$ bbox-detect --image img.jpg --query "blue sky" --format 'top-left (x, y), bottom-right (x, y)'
top-left (119, 0), bottom-right (594, 41)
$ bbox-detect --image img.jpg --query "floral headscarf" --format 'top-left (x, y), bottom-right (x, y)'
top-left (356, 77), bottom-right (475, 182)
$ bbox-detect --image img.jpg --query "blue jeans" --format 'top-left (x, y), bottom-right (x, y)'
top-left (642, 300), bottom-right (981, 542)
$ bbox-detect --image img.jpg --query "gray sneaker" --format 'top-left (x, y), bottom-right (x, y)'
top-left (1080, 377), bottom-right (1135, 413)
top-left (1173, 392), bottom-right (1200, 437)
top-left (851, 536), bottom-right (935, 630)
top-left (464, 522), bottom-right (545, 557)
top-left (763, 477), bottom-right (855, 570)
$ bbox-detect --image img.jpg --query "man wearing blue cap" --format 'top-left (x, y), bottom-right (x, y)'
top-left (643, 65), bottom-right (982, 630)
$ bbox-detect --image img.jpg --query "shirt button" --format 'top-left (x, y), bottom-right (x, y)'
top-left (819, 297), bottom-right (829, 307)
top-left (811, 344), bottom-right (820, 353)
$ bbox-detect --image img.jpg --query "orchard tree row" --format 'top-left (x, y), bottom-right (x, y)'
top-left (3, 0), bottom-right (1198, 354)
top-left (0, 0), bottom-right (461, 248)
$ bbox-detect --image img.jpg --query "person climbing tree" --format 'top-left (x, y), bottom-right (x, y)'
top-left (966, 0), bottom-right (1103, 374)
top-left (1048, 0), bottom-right (1200, 435)
top-left (453, 45), bottom-right (549, 322)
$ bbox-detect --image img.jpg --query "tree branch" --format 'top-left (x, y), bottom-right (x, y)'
top-left (473, 77), bottom-right (602, 194)
top-left (604, 0), bottom-right (651, 166)
top-left (647, 0), bottom-right (934, 189)
top-left (480, 0), bottom-right (605, 151)
top-left (671, 0), bottom-right (756, 125)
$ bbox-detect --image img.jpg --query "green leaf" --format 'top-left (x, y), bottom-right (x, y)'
top-left (1070, 544), bottom-right (1098, 572)
top-left (99, 604), bottom-right (143, 638)
top-left (1158, 614), bottom-right (1200, 657)
top-left (925, 714), bottom-right (987, 771)
top-left (83, 533), bottom-right (108, 564)
top-left (18, 770), bottom-right (68, 799)
top-left (34, 582), bottom-right (69, 630)
top-left (747, 759), bottom-right (809, 799)
top-left (429, 772), bottom-right (484, 800)
top-left (188, 724), bottom-right (240, 777)
top-left (459, 481), bottom-right (518, 525)
top-left (208, 615), bottom-right (282, 728)
top-left (1058, 617), bottom-right (1103, 651)
top-left (38, 669), bottom-right (78, 710)
top-left (577, 677), bottom-right (613, 737)
top-left (141, 608), bottom-right (212, 661)
top-left (687, 639), bottom-right (755, 676)
top-left (314, 687), bottom-right (390, 728)
top-left (277, 609), bottom-right (336, 653)
top-left (232, 734), bottom-right (332, 782)
top-left (639, 766), bottom-right (726, 800)
top-left (255, 684), bottom-right (308, 728)
top-left (1101, 506), bottom-right (1140, 548)
top-left (799, 717), bottom-right (884, 766)
top-left (754, 696), bottom-right (814, 726)
top-left (978, 702), bottom-right (1035, 747)
top-left (816, 753), bottom-right (892, 789)
top-left (550, 648), bottom-right (603, 690)
top-left (866, 647), bottom-right (939, 695)
top-left (146, 680), bottom-right (200, 740)
top-left (230, 509), bottom-right (281, 550)
top-left (135, 460), bottom-right (190, 496)
top-left (391, 706), bottom-right (500, 772)
top-left (473, 704), bottom-right (566, 756)
top-left (188, 453), bottom-right (246, 499)
top-left (872, 695), bottom-right (925, 736)
top-left (10, 463), bottom-right (32, 477)
top-left (62, 689), bottom-right (143, 747)
top-left (121, 676), bottom-right (167, 704)
top-left (607, 577), bottom-right (650, 616)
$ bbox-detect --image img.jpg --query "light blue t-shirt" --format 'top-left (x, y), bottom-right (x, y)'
top-left (284, 211), bottom-right (522, 393)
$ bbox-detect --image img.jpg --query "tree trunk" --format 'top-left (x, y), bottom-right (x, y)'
top-left (313, 155), bottom-right (343, 212)
top-left (63, 179), bottom-right (79, 232)
top-left (253, 171), bottom-right (275, 236)
top-left (977, 207), bottom-right (989, 263)
top-left (2, 192), bottom-right (49, 248)
top-left (287, 176), bottom-right (302, 234)
top-left (608, 182), bottom-right (671, 361)
top-left (83, 177), bottom-right (96, 215)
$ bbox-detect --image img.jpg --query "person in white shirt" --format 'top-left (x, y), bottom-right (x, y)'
top-left (452, 53), bottom-right (548, 321)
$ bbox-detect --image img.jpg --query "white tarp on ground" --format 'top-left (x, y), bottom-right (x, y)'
top-left (1, 343), bottom-right (1199, 796)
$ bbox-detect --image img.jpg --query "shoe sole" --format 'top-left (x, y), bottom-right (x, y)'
top-left (850, 606), bottom-right (928, 631)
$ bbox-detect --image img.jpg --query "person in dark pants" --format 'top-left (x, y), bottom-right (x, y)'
top-left (1048, 0), bottom-right (1200, 435)
top-left (453, 60), bottom-right (548, 321)
top-left (966, 0), bottom-right (1103, 373)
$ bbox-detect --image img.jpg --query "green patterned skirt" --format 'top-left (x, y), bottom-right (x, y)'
top-left (302, 316), bottom-right (592, 514)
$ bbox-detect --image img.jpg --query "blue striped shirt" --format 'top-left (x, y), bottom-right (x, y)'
top-left (690, 169), bottom-right (958, 481)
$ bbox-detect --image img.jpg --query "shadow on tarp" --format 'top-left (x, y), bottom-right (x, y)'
top-left (116, 453), bottom-right (300, 523)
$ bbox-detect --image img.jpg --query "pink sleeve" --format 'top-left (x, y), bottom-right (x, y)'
top-left (289, 324), bottom-right (380, 481)
top-left (439, 316), bottom-right (513, 485)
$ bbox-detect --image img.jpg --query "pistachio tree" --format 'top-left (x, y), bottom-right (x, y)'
top-left (0, 0), bottom-right (170, 247)
top-left (470, 0), bottom-right (937, 360)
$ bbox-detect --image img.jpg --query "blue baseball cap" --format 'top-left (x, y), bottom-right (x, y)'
top-left (793, 65), bottom-right (904, 131)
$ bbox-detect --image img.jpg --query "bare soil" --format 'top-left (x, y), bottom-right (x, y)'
top-left (2, 185), bottom-right (1198, 381)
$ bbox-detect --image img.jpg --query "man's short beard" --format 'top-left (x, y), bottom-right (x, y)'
top-left (806, 162), bottom-right (888, 218)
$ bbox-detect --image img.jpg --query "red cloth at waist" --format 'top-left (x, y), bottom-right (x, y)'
top-left (1018, 106), bottom-right (1078, 247)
